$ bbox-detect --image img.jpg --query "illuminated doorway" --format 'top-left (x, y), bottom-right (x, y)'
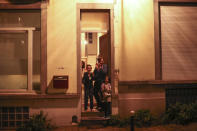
top-left (77, 3), bottom-right (115, 118)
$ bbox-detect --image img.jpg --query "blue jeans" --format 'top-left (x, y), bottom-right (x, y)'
top-left (84, 87), bottom-right (93, 110)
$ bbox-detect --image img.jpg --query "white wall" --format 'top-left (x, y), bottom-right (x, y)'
top-left (47, 0), bottom-right (77, 93)
top-left (119, 0), bottom-right (155, 81)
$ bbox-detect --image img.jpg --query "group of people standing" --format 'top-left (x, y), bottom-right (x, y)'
top-left (82, 57), bottom-right (112, 118)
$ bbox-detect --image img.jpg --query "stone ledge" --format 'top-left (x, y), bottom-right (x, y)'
top-left (119, 80), bottom-right (197, 86)
top-left (0, 93), bottom-right (80, 100)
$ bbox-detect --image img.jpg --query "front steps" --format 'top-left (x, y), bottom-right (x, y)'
top-left (81, 110), bottom-right (104, 117)
top-left (80, 110), bottom-right (109, 127)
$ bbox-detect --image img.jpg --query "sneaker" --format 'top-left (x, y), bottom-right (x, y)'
top-left (96, 107), bottom-right (102, 111)
top-left (105, 116), bottom-right (110, 119)
top-left (95, 106), bottom-right (100, 109)
top-left (92, 108), bottom-right (97, 112)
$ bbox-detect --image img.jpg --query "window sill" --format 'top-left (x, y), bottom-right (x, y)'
top-left (0, 93), bottom-right (80, 100)
top-left (119, 80), bottom-right (197, 86)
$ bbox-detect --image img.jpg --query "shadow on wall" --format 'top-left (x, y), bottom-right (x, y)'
top-left (8, 0), bottom-right (41, 4)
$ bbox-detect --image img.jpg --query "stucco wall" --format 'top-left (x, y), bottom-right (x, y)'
top-left (47, 0), bottom-right (115, 93)
top-left (81, 12), bottom-right (109, 31)
top-left (47, 0), bottom-right (77, 93)
top-left (114, 0), bottom-right (122, 71)
top-left (118, 85), bottom-right (165, 116)
top-left (0, 0), bottom-right (155, 91)
top-left (47, 0), bottom-right (156, 115)
top-left (0, 0), bottom-right (168, 126)
top-left (77, 0), bottom-right (114, 3)
top-left (119, 0), bottom-right (155, 81)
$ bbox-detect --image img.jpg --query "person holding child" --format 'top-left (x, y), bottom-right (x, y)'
top-left (94, 57), bottom-right (106, 111)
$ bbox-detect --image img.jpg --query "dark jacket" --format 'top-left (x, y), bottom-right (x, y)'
top-left (82, 72), bottom-right (94, 88)
top-left (94, 67), bottom-right (106, 87)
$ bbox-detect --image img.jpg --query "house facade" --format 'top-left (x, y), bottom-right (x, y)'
top-left (0, 0), bottom-right (197, 129)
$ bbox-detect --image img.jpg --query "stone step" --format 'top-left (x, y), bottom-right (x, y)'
top-left (81, 116), bottom-right (109, 121)
top-left (81, 110), bottom-right (104, 117)
top-left (80, 116), bottom-right (110, 126)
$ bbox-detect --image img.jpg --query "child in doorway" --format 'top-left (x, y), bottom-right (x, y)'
top-left (101, 75), bottom-right (112, 118)
top-left (82, 64), bottom-right (94, 111)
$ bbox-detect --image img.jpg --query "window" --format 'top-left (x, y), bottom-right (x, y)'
top-left (155, 2), bottom-right (197, 80)
top-left (0, 106), bottom-right (29, 128)
top-left (161, 4), bottom-right (197, 80)
top-left (0, 10), bottom-right (41, 92)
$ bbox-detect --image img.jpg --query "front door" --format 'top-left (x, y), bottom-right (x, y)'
top-left (99, 32), bottom-right (111, 76)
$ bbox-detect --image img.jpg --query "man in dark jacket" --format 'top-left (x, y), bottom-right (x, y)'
top-left (93, 58), bottom-right (106, 111)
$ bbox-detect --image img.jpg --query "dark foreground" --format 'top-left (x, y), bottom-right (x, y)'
top-left (55, 123), bottom-right (197, 131)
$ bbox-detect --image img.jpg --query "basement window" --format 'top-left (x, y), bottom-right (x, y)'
top-left (0, 106), bottom-right (29, 129)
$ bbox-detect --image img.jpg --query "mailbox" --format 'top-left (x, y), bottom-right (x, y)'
top-left (53, 76), bottom-right (68, 89)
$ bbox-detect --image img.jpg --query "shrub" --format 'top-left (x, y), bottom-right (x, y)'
top-left (162, 101), bottom-right (197, 125)
top-left (134, 109), bottom-right (154, 127)
top-left (107, 115), bottom-right (121, 126)
top-left (191, 101), bottom-right (197, 120)
top-left (119, 116), bottom-right (130, 127)
top-left (16, 111), bottom-right (56, 131)
top-left (106, 114), bottom-right (130, 127)
top-left (177, 104), bottom-right (194, 124)
top-left (107, 110), bottom-right (155, 128)
top-left (104, 102), bottom-right (197, 128)
top-left (162, 102), bottom-right (182, 124)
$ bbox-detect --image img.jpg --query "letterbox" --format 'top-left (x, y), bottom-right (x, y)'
top-left (53, 76), bottom-right (68, 89)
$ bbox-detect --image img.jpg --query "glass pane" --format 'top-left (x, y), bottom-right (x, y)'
top-left (0, 10), bottom-right (41, 91)
top-left (0, 33), bottom-right (28, 90)
top-left (0, 10), bottom-right (41, 28)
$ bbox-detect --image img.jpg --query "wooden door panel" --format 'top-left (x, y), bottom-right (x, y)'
top-left (99, 32), bottom-right (111, 76)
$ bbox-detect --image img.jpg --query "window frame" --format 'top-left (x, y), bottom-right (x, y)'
top-left (0, 27), bottom-right (35, 92)
top-left (154, 0), bottom-right (197, 81)
top-left (0, 1), bottom-right (47, 93)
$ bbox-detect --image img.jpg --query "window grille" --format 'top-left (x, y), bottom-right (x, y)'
top-left (0, 107), bottom-right (29, 129)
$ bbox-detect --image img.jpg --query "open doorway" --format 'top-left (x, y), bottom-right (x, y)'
top-left (77, 4), bottom-right (115, 118)
top-left (80, 11), bottom-right (110, 112)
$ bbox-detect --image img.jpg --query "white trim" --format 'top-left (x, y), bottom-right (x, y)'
top-left (0, 27), bottom-right (35, 31)
top-left (28, 29), bottom-right (33, 92)
top-left (0, 89), bottom-right (36, 93)
top-left (81, 29), bottom-right (108, 33)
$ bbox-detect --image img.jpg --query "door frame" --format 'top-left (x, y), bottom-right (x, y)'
top-left (76, 3), bottom-right (115, 110)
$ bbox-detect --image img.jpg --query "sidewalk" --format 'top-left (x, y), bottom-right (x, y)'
top-left (55, 126), bottom-right (129, 131)
top-left (54, 123), bottom-right (197, 131)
